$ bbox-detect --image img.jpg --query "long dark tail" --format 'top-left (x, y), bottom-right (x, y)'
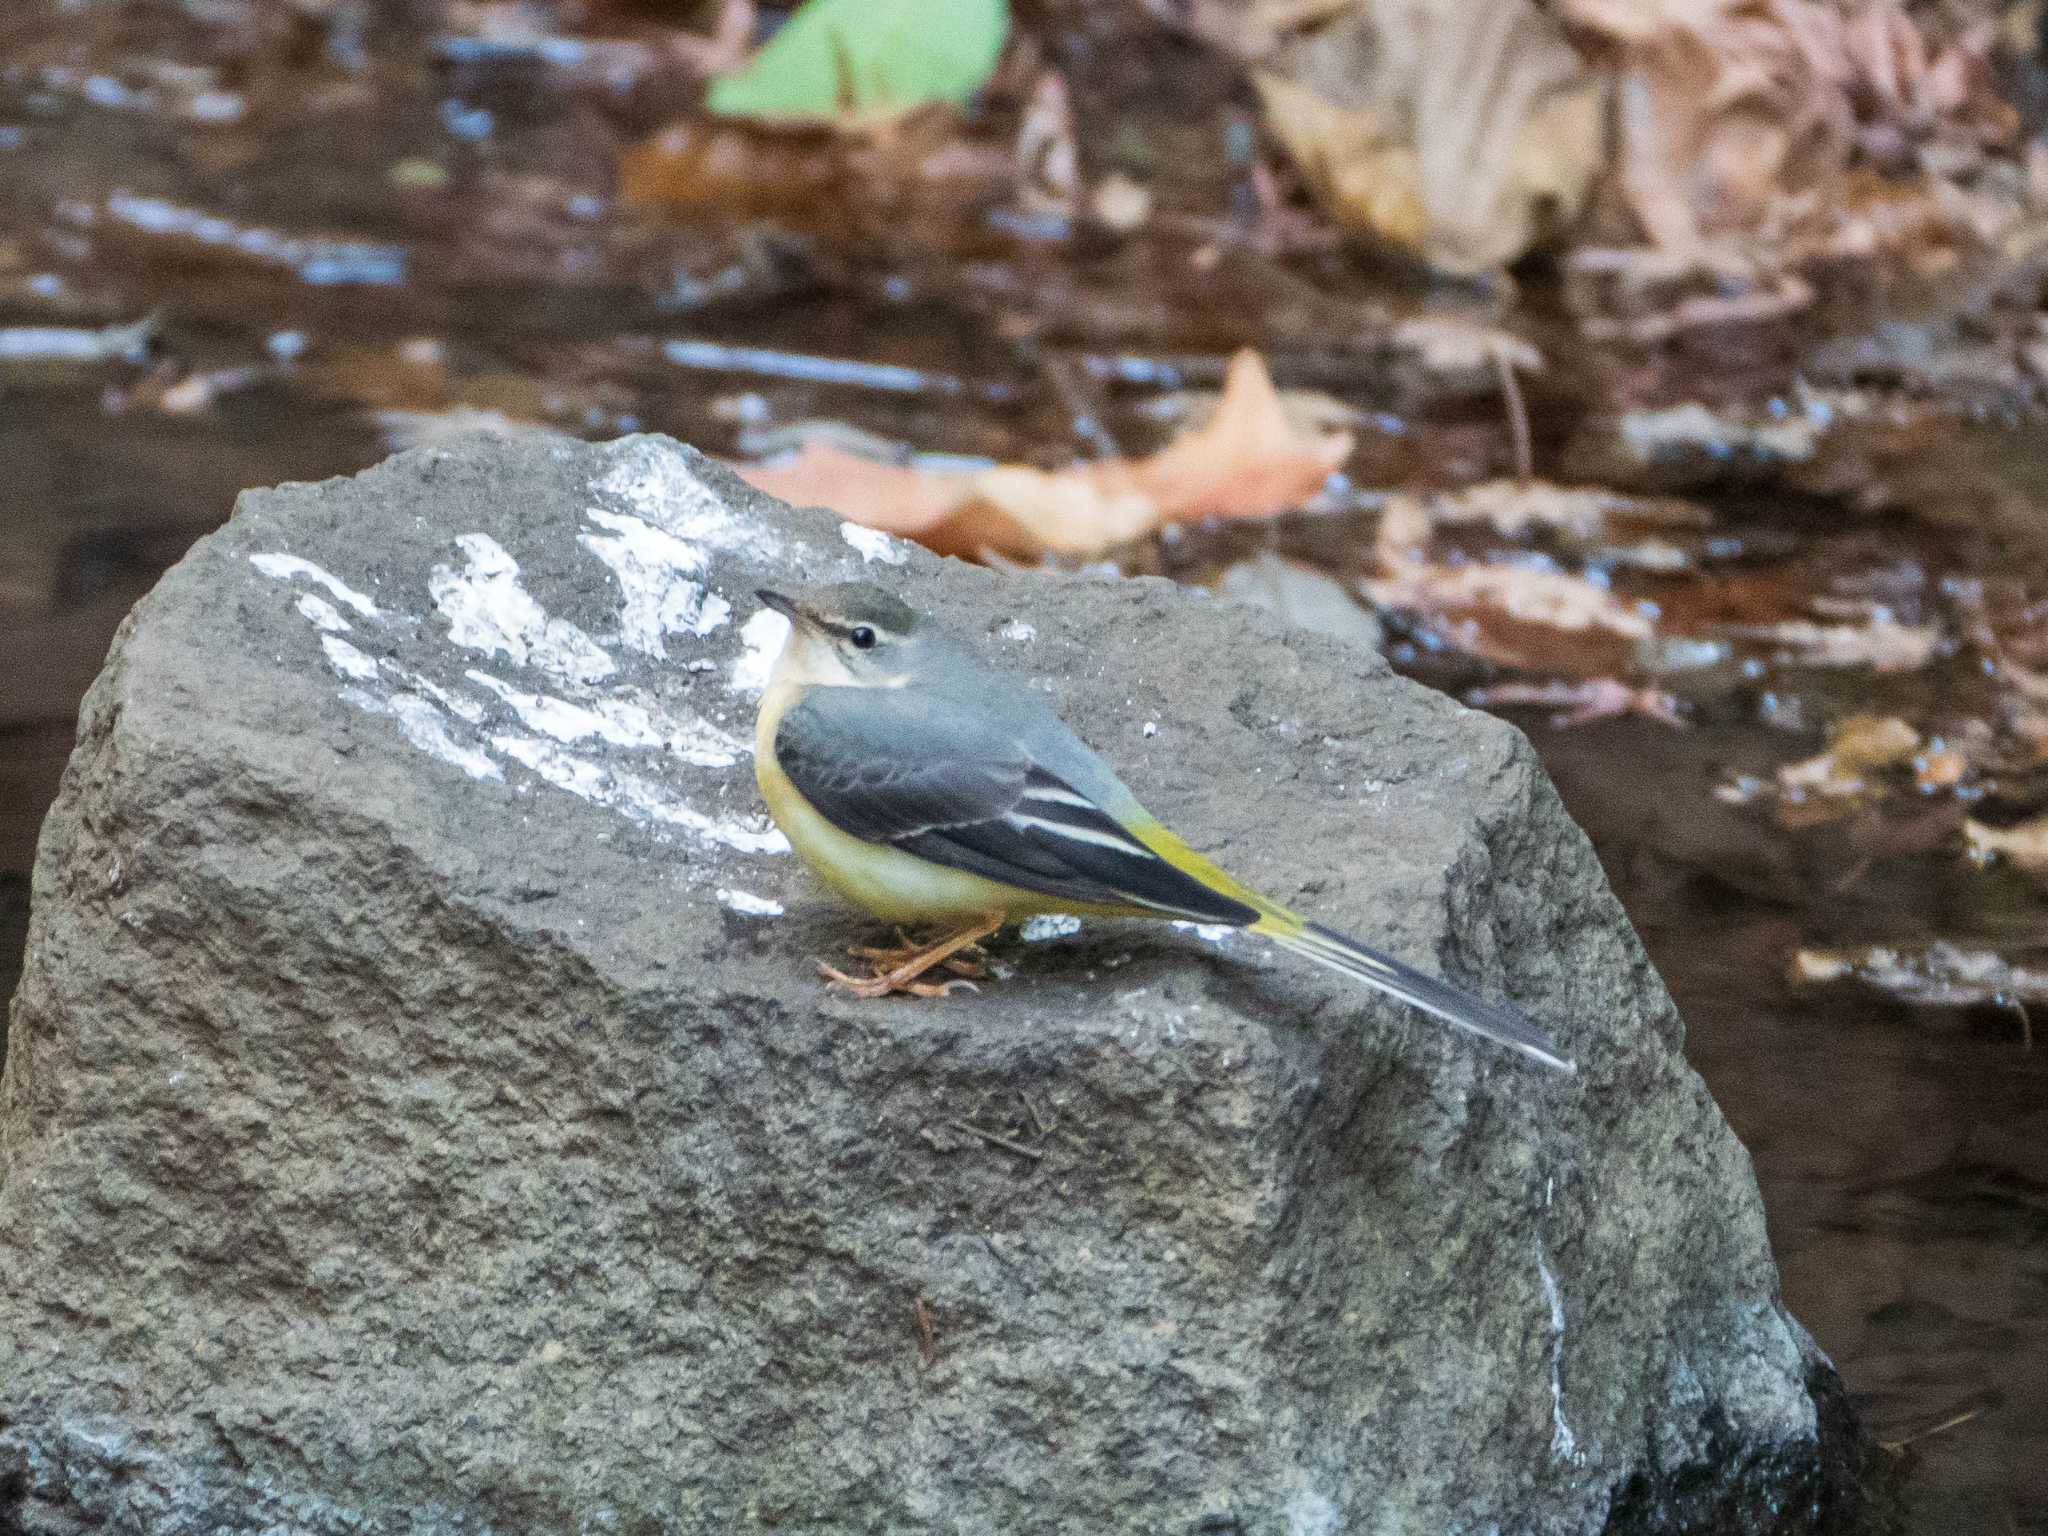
top-left (1258, 917), bottom-right (1575, 1074)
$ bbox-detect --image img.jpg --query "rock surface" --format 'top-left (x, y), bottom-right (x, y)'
top-left (0, 434), bottom-right (1857, 1534)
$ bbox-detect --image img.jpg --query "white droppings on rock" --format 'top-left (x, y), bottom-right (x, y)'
top-left (428, 533), bottom-right (615, 684)
top-left (296, 593), bottom-right (352, 633)
top-left (467, 669), bottom-right (741, 768)
top-left (1171, 920), bottom-right (1237, 945)
top-left (341, 687), bottom-right (501, 782)
top-left (838, 521), bottom-right (906, 564)
top-left (384, 666), bottom-right (488, 725)
top-left (493, 736), bottom-right (789, 854)
top-left (999, 619), bottom-right (1036, 642)
top-left (1538, 1250), bottom-right (1582, 1465)
top-left (731, 609), bottom-right (791, 695)
top-left (578, 509), bottom-right (731, 657)
top-left (596, 438), bottom-right (777, 556)
top-left (1021, 914), bottom-right (1082, 942)
top-left (250, 552), bottom-right (382, 618)
top-left (717, 888), bottom-right (785, 917)
top-left (320, 636), bottom-right (380, 683)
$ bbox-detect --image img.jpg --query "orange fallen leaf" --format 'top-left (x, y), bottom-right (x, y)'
top-left (1127, 349), bottom-right (1352, 520)
top-left (734, 349), bottom-right (1349, 559)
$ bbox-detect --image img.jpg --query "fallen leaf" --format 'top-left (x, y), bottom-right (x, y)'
top-left (1613, 398), bottom-right (1827, 468)
top-left (1364, 560), bottom-right (1654, 639)
top-left (1719, 616), bottom-right (1942, 672)
top-left (1916, 747), bottom-right (1967, 790)
top-left (1135, 0), bottom-right (1354, 61)
top-left (1387, 315), bottom-right (1544, 380)
top-left (1566, 242), bottom-right (1816, 343)
top-left (736, 349), bottom-right (1349, 559)
top-left (1372, 493), bottom-right (1434, 565)
top-left (704, 0), bottom-right (1009, 124)
top-left (1565, 0), bottom-right (1852, 247)
top-left (1253, 72), bottom-right (1428, 259)
top-left (620, 120), bottom-right (846, 220)
top-left (1127, 348), bottom-right (1352, 521)
top-left (1254, 0), bottom-right (1608, 272)
top-left (1966, 814), bottom-right (2048, 877)
top-left (1418, 478), bottom-right (1710, 540)
top-left (1467, 677), bottom-right (1686, 727)
top-left (1777, 714), bottom-right (1921, 796)
top-left (1792, 941), bottom-right (2048, 1011)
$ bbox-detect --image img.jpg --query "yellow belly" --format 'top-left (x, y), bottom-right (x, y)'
top-left (756, 680), bottom-right (1060, 924)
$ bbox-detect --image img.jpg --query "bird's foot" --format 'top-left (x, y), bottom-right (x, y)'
top-left (821, 915), bottom-right (1004, 999)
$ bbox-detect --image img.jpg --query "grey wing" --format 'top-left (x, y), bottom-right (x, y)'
top-left (775, 687), bottom-right (1258, 923)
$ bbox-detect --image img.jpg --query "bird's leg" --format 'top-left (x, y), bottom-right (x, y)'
top-left (821, 913), bottom-right (1005, 998)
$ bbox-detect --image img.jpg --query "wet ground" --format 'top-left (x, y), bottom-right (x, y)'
top-left (1, 4), bottom-right (2044, 1531)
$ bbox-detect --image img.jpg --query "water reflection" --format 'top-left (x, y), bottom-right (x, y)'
top-left (1535, 717), bottom-right (2048, 1535)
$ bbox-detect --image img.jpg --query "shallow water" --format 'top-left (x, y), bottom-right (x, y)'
top-left (1, 6), bottom-right (2044, 1530)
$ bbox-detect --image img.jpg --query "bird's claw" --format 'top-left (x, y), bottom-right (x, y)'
top-left (818, 915), bottom-right (1004, 999)
top-left (818, 961), bottom-right (981, 998)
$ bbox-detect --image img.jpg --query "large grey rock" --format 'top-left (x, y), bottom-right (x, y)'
top-left (0, 434), bottom-right (1859, 1534)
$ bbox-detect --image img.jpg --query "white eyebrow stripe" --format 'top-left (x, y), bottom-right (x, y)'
top-left (1005, 813), bottom-right (1159, 855)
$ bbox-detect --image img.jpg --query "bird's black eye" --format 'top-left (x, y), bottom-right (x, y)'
top-left (849, 625), bottom-right (878, 650)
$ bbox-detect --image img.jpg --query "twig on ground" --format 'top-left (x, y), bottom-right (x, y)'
top-left (945, 1118), bottom-right (1046, 1161)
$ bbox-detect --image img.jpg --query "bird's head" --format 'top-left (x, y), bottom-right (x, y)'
top-left (756, 582), bottom-right (934, 689)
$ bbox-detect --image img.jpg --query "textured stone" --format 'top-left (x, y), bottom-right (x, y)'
top-left (0, 434), bottom-right (1858, 1534)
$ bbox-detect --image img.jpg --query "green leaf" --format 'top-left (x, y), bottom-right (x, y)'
top-left (706, 0), bottom-right (1009, 122)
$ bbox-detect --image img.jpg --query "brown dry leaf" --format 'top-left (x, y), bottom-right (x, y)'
top-left (1566, 242), bottom-right (1816, 342)
top-left (1135, 0), bottom-right (1354, 61)
top-left (735, 349), bottom-right (1349, 559)
top-left (1720, 616), bottom-right (1941, 672)
top-left (1373, 493), bottom-right (1434, 565)
top-left (1715, 713), bottom-right (1930, 823)
top-left (1778, 713), bottom-right (1921, 797)
top-left (1466, 677), bottom-right (1686, 727)
top-left (1966, 815), bottom-right (2048, 878)
top-left (620, 120), bottom-right (849, 220)
top-left (619, 107), bottom-right (1008, 233)
top-left (1792, 941), bottom-right (2048, 1008)
top-left (1127, 348), bottom-right (1352, 520)
top-left (1253, 73), bottom-right (1427, 256)
top-left (1420, 479), bottom-right (1710, 539)
top-left (1388, 315), bottom-right (1544, 380)
top-left (1364, 560), bottom-right (1655, 639)
top-left (1254, 0), bottom-right (1608, 272)
top-left (1564, 0), bottom-right (1851, 247)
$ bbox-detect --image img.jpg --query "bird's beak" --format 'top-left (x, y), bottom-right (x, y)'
top-left (756, 589), bottom-right (810, 627)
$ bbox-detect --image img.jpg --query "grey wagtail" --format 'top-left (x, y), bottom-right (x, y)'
top-left (753, 582), bottom-right (1573, 1073)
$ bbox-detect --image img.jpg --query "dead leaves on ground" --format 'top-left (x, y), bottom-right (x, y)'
top-left (1251, 0), bottom-right (1608, 273)
top-left (619, 106), bottom-right (1014, 236)
top-left (734, 348), bottom-right (1350, 559)
top-left (1229, 0), bottom-right (2018, 275)
top-left (1362, 479), bottom-right (1696, 669)
top-left (1717, 614), bottom-right (1943, 673)
top-left (1792, 941), bottom-right (2047, 1023)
